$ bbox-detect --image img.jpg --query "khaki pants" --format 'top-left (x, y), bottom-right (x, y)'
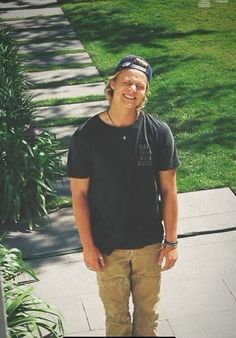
top-left (97, 243), bottom-right (162, 336)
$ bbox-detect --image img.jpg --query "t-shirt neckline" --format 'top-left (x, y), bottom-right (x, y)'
top-left (96, 111), bottom-right (143, 129)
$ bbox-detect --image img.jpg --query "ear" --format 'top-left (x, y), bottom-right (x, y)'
top-left (110, 79), bottom-right (115, 90)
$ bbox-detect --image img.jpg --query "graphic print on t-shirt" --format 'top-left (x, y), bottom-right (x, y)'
top-left (137, 144), bottom-right (152, 166)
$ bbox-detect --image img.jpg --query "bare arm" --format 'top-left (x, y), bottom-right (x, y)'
top-left (158, 169), bottom-right (178, 271)
top-left (71, 178), bottom-right (105, 271)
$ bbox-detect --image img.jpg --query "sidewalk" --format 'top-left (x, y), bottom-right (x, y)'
top-left (3, 187), bottom-right (236, 338)
top-left (1, 1), bottom-right (236, 337)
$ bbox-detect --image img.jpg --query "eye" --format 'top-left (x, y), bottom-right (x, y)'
top-left (136, 84), bottom-right (145, 90)
top-left (123, 81), bottom-right (131, 86)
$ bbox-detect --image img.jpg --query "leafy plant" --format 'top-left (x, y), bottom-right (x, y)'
top-left (5, 283), bottom-right (64, 338)
top-left (0, 244), bottom-right (38, 282)
top-left (0, 242), bottom-right (64, 337)
top-left (0, 26), bottom-right (64, 230)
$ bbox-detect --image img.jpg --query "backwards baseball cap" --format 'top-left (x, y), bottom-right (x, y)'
top-left (114, 55), bottom-right (153, 82)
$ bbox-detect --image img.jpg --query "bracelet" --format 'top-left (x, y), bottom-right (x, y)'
top-left (163, 239), bottom-right (178, 249)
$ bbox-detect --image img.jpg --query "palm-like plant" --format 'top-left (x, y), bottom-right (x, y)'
top-left (5, 283), bottom-right (64, 338)
top-left (0, 242), bottom-right (64, 337)
top-left (0, 244), bottom-right (37, 282)
top-left (0, 26), bottom-right (63, 230)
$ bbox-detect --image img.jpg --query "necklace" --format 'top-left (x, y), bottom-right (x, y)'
top-left (107, 110), bottom-right (116, 127)
top-left (107, 110), bottom-right (139, 141)
top-left (107, 110), bottom-right (127, 140)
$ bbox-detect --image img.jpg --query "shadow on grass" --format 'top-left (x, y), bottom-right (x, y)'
top-left (148, 81), bottom-right (235, 152)
top-left (149, 54), bottom-right (198, 77)
top-left (61, 2), bottom-right (216, 60)
top-left (151, 82), bottom-right (235, 111)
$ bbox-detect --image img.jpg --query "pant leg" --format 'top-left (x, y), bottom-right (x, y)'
top-left (96, 249), bottom-right (133, 337)
top-left (131, 243), bottom-right (162, 337)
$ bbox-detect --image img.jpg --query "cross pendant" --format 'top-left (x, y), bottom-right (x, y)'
top-left (122, 136), bottom-right (126, 140)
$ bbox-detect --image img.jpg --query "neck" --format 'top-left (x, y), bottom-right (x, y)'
top-left (108, 103), bottom-right (140, 127)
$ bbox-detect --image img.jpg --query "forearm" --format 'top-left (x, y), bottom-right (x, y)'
top-left (70, 178), bottom-right (104, 271)
top-left (162, 189), bottom-right (178, 242)
top-left (159, 189), bottom-right (179, 271)
top-left (72, 193), bottom-right (95, 249)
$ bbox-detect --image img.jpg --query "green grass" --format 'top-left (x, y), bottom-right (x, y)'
top-left (34, 94), bottom-right (106, 107)
top-left (37, 116), bottom-right (88, 128)
top-left (47, 195), bottom-right (72, 211)
top-left (61, 0), bottom-right (236, 193)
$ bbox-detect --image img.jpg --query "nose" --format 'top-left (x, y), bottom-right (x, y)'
top-left (130, 84), bottom-right (137, 91)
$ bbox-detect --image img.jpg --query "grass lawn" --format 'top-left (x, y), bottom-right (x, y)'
top-left (60, 0), bottom-right (235, 193)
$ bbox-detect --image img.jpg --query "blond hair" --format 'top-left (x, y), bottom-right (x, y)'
top-left (104, 71), bottom-right (150, 109)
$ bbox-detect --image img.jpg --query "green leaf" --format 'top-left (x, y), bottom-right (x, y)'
top-left (6, 287), bottom-right (34, 316)
top-left (31, 178), bottom-right (53, 192)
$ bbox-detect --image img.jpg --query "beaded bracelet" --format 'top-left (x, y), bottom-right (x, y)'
top-left (163, 239), bottom-right (178, 249)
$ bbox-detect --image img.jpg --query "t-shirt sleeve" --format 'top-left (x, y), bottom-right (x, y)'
top-left (155, 123), bottom-right (180, 171)
top-left (66, 128), bottom-right (92, 178)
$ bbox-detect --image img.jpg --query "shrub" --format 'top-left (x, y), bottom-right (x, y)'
top-left (0, 242), bottom-right (64, 337)
top-left (0, 244), bottom-right (37, 282)
top-left (0, 26), bottom-right (63, 230)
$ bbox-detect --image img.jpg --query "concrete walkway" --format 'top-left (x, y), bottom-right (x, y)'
top-left (1, 2), bottom-right (236, 338)
top-left (3, 188), bottom-right (236, 338)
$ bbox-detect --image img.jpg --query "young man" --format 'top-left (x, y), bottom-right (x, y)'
top-left (67, 55), bottom-right (180, 336)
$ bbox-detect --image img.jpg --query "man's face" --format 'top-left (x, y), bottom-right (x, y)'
top-left (111, 68), bottom-right (148, 109)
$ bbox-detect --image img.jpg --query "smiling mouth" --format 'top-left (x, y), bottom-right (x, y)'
top-left (123, 94), bottom-right (135, 100)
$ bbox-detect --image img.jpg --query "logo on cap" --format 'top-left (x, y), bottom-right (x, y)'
top-left (122, 61), bottom-right (132, 67)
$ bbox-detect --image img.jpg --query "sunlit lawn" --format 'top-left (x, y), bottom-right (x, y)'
top-left (60, 0), bottom-right (235, 192)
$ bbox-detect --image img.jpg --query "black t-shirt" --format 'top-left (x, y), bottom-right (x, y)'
top-left (67, 111), bottom-right (180, 255)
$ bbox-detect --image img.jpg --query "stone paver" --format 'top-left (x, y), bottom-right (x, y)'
top-left (56, 177), bottom-right (70, 197)
top-left (20, 39), bottom-right (84, 53)
top-left (178, 188), bottom-right (236, 219)
top-left (170, 310), bottom-right (236, 338)
top-left (3, 225), bottom-right (65, 258)
top-left (49, 124), bottom-right (80, 144)
top-left (81, 293), bottom-right (105, 330)
top-left (178, 188), bottom-right (236, 236)
top-left (2, 16), bottom-right (70, 29)
top-left (161, 236), bottom-right (236, 282)
top-left (33, 263), bottom-right (87, 299)
top-left (3, 208), bottom-right (81, 258)
top-left (12, 26), bottom-right (76, 41)
top-left (197, 227), bottom-right (236, 245)
top-left (224, 272), bottom-right (236, 301)
top-left (68, 329), bottom-right (106, 337)
top-left (47, 295), bottom-right (90, 333)
top-left (35, 100), bottom-right (108, 120)
top-left (31, 82), bottom-right (105, 101)
top-left (0, 7), bottom-right (63, 19)
top-left (27, 66), bottom-right (100, 85)
top-left (24, 52), bottom-right (93, 67)
top-left (0, 0), bottom-right (58, 9)
top-left (179, 210), bottom-right (236, 235)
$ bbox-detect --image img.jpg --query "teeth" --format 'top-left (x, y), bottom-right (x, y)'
top-left (124, 94), bottom-right (135, 100)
